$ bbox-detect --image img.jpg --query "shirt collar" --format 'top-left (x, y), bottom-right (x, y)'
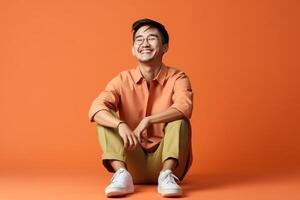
top-left (133, 63), bottom-right (167, 86)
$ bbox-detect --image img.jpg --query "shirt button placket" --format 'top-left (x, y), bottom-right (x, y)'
top-left (144, 80), bottom-right (153, 139)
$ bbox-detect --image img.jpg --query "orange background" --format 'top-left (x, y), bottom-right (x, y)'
top-left (1, 0), bottom-right (300, 179)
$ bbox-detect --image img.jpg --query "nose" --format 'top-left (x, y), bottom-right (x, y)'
top-left (141, 38), bottom-right (150, 46)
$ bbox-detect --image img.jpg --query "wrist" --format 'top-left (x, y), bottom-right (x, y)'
top-left (147, 116), bottom-right (153, 124)
top-left (116, 121), bottom-right (125, 130)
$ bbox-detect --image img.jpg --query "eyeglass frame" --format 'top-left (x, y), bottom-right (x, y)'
top-left (134, 34), bottom-right (160, 45)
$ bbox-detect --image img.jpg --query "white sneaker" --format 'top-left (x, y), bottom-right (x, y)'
top-left (158, 169), bottom-right (182, 197)
top-left (105, 168), bottom-right (134, 197)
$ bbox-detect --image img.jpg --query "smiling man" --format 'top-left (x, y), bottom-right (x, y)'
top-left (88, 18), bottom-right (193, 197)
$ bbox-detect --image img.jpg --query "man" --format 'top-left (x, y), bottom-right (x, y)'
top-left (88, 18), bottom-right (193, 197)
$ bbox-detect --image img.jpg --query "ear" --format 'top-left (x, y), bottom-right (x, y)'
top-left (162, 44), bottom-right (169, 53)
top-left (131, 46), bottom-right (136, 56)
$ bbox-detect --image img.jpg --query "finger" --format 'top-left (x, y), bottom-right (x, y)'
top-left (133, 130), bottom-right (140, 143)
top-left (140, 130), bottom-right (147, 144)
top-left (133, 130), bottom-right (139, 142)
top-left (137, 132), bottom-right (142, 144)
top-left (132, 135), bottom-right (138, 149)
top-left (127, 135), bottom-right (134, 150)
top-left (123, 136), bottom-right (128, 149)
top-left (131, 135), bottom-right (137, 150)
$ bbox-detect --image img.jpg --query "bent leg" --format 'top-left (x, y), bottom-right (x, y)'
top-left (96, 124), bottom-right (126, 172)
top-left (96, 114), bottom-right (149, 183)
top-left (163, 118), bottom-right (192, 180)
top-left (146, 118), bottom-right (192, 182)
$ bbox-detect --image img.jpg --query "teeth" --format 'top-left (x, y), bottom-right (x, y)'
top-left (141, 49), bottom-right (152, 53)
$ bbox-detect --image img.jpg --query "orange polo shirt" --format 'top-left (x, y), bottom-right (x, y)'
top-left (88, 64), bottom-right (193, 152)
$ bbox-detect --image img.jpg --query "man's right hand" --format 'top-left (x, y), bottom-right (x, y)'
top-left (117, 123), bottom-right (139, 151)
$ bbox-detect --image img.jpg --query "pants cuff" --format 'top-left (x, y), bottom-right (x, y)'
top-left (101, 153), bottom-right (126, 173)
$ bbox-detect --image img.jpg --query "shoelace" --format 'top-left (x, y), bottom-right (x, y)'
top-left (111, 169), bottom-right (124, 183)
top-left (161, 171), bottom-right (180, 184)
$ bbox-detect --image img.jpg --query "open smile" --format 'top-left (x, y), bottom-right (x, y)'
top-left (140, 49), bottom-right (153, 54)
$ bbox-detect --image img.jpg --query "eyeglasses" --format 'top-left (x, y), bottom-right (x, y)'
top-left (134, 35), bottom-right (159, 45)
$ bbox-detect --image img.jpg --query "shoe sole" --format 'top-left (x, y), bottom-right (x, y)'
top-left (105, 188), bottom-right (134, 197)
top-left (158, 188), bottom-right (182, 197)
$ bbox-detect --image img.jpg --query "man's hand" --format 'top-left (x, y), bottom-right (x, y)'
top-left (133, 117), bottom-right (152, 143)
top-left (117, 123), bottom-right (138, 151)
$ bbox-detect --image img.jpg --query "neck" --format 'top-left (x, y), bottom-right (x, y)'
top-left (138, 60), bottom-right (163, 82)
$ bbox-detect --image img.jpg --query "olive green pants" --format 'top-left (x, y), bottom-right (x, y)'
top-left (96, 117), bottom-right (192, 184)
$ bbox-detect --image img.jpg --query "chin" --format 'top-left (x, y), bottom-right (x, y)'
top-left (138, 57), bottom-right (154, 63)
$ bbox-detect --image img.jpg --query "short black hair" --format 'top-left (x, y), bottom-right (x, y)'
top-left (132, 18), bottom-right (169, 45)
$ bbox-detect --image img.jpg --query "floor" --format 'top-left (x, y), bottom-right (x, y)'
top-left (1, 170), bottom-right (300, 200)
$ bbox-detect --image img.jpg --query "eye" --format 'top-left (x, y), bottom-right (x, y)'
top-left (148, 36), bottom-right (157, 41)
top-left (135, 38), bottom-right (143, 44)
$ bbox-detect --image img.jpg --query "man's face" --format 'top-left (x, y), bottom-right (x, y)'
top-left (132, 26), bottom-right (168, 63)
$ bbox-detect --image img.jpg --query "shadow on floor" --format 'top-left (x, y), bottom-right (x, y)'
top-left (181, 170), bottom-right (299, 194)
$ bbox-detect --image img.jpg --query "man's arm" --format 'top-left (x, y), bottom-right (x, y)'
top-left (94, 110), bottom-right (139, 150)
top-left (133, 108), bottom-right (185, 141)
top-left (148, 107), bottom-right (185, 124)
top-left (89, 74), bottom-right (139, 150)
top-left (149, 71), bottom-right (193, 124)
top-left (134, 71), bottom-right (193, 139)
top-left (93, 110), bottom-right (123, 129)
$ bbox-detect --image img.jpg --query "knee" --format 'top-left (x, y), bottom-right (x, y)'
top-left (165, 118), bottom-right (190, 130)
top-left (96, 109), bottom-right (119, 134)
top-left (96, 123), bottom-right (117, 135)
top-left (164, 118), bottom-right (191, 140)
top-left (96, 123), bottom-right (105, 133)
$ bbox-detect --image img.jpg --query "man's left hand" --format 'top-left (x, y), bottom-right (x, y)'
top-left (133, 117), bottom-right (152, 143)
